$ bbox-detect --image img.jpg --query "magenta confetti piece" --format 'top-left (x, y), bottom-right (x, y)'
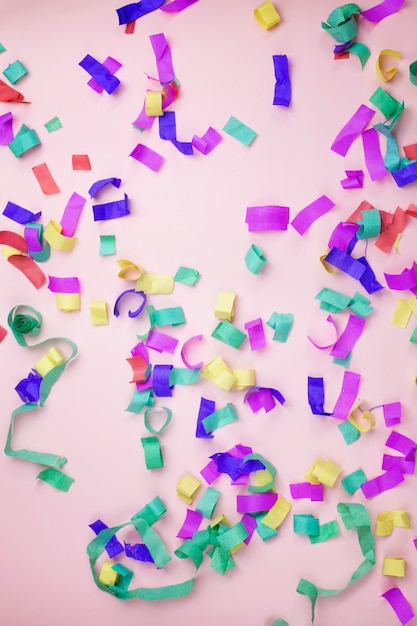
top-left (131, 341), bottom-right (150, 361)
top-left (132, 99), bottom-right (156, 130)
top-left (176, 509), bottom-right (203, 539)
top-left (308, 315), bottom-right (338, 351)
top-left (383, 402), bottom-right (402, 426)
top-left (48, 275), bottom-right (80, 293)
top-left (291, 195), bottom-right (335, 235)
top-left (384, 262), bottom-right (417, 291)
top-left (331, 104), bottom-right (375, 156)
top-left (160, 0), bottom-right (199, 12)
top-left (244, 318), bottom-right (266, 351)
top-left (385, 431), bottom-right (417, 459)
top-left (382, 454), bottom-right (415, 475)
top-left (87, 56), bottom-right (122, 93)
top-left (289, 482), bottom-right (324, 501)
top-left (244, 386), bottom-right (285, 413)
top-left (245, 205), bottom-right (290, 231)
top-left (79, 54), bottom-right (121, 94)
top-left (200, 459), bottom-right (221, 484)
top-left (361, 466), bottom-right (405, 498)
top-left (241, 513), bottom-right (257, 545)
top-left (0, 111), bottom-right (14, 145)
top-left (381, 587), bottom-right (414, 625)
top-left (192, 127), bottom-right (222, 154)
top-left (361, 0), bottom-right (404, 22)
top-left (149, 33), bottom-right (175, 85)
top-left (362, 128), bottom-right (387, 181)
top-left (24, 226), bottom-right (42, 253)
top-left (328, 222), bottom-right (359, 252)
top-left (129, 143), bottom-right (164, 171)
top-left (332, 371), bottom-right (361, 420)
top-left (330, 314), bottom-right (366, 359)
top-left (236, 493), bottom-right (278, 513)
top-left (340, 170), bottom-right (364, 189)
top-left (59, 192), bottom-right (86, 237)
top-left (146, 329), bottom-right (178, 353)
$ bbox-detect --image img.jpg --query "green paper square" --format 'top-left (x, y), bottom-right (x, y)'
top-left (99, 234), bottom-right (116, 256)
top-left (3, 59), bottom-right (28, 84)
top-left (223, 116), bottom-right (257, 146)
top-left (44, 116), bottom-right (63, 133)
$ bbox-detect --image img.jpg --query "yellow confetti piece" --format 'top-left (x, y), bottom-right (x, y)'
top-left (43, 220), bottom-right (78, 252)
top-left (260, 495), bottom-right (292, 529)
top-left (391, 298), bottom-right (412, 328)
top-left (233, 368), bottom-right (256, 390)
top-left (308, 458), bottom-right (342, 487)
top-left (210, 514), bottom-right (230, 528)
top-left (320, 249), bottom-right (338, 274)
top-left (201, 356), bottom-right (235, 391)
top-left (407, 295), bottom-right (417, 316)
top-left (254, 0), bottom-right (281, 30)
top-left (230, 541), bottom-right (245, 554)
top-left (145, 91), bottom-right (163, 116)
top-left (55, 293), bottom-right (81, 312)
top-left (394, 232), bottom-right (402, 253)
top-left (382, 557), bottom-right (406, 577)
top-left (215, 291), bottom-right (236, 321)
top-left (177, 474), bottom-right (201, 504)
top-left (98, 561), bottom-right (119, 586)
top-left (117, 259), bottom-right (146, 281)
top-left (2, 244), bottom-right (23, 259)
top-left (90, 301), bottom-right (108, 325)
top-left (348, 400), bottom-right (375, 433)
top-left (376, 510), bottom-right (410, 536)
top-left (376, 49), bottom-right (401, 82)
top-left (34, 347), bottom-right (65, 377)
top-left (304, 462), bottom-right (320, 485)
top-left (135, 273), bottom-right (174, 294)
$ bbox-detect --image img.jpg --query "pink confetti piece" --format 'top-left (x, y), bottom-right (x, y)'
top-left (60, 192), bottom-right (86, 237)
top-left (244, 318), bottom-right (266, 351)
top-left (361, 466), bottom-right (405, 498)
top-left (361, 128), bottom-right (387, 181)
top-left (340, 169), bottom-right (364, 189)
top-left (130, 143), bottom-right (164, 171)
top-left (329, 314), bottom-right (366, 359)
top-left (146, 329), bottom-right (179, 353)
top-left (192, 127), bottom-right (222, 154)
top-left (289, 482), bottom-right (324, 501)
top-left (245, 205), bottom-right (290, 231)
top-left (383, 402), bottom-right (402, 426)
top-left (236, 493), bottom-right (278, 513)
top-left (385, 431), bottom-right (417, 459)
top-left (47, 275), bottom-right (80, 293)
top-left (180, 334), bottom-right (203, 369)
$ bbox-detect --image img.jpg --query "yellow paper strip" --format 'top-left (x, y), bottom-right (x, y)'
top-left (233, 368), bottom-right (256, 390)
top-left (255, 469), bottom-right (275, 489)
top-left (348, 402), bottom-right (375, 433)
top-left (320, 249), bottom-right (338, 274)
top-left (407, 295), bottom-right (417, 316)
top-left (376, 49), bottom-right (401, 82)
top-left (55, 293), bottom-right (81, 311)
top-left (2, 244), bottom-right (23, 259)
top-left (99, 561), bottom-right (119, 586)
top-left (391, 298), bottom-right (412, 328)
top-left (117, 259), bottom-right (145, 281)
top-left (44, 220), bottom-right (78, 252)
top-left (135, 273), bottom-right (174, 294)
top-left (215, 291), bottom-right (236, 321)
top-left (382, 557), bottom-right (406, 577)
top-left (254, 0), bottom-right (281, 30)
top-left (34, 347), bottom-right (65, 377)
top-left (308, 458), bottom-right (342, 487)
top-left (177, 474), bottom-right (201, 504)
top-left (90, 301), bottom-right (108, 325)
top-left (260, 495), bottom-right (292, 529)
top-left (210, 514), bottom-right (230, 528)
top-left (145, 91), bottom-right (163, 116)
top-left (376, 510), bottom-right (410, 536)
top-left (201, 356), bottom-right (235, 391)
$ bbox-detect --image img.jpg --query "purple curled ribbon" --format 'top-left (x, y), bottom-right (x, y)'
top-left (92, 194), bottom-right (130, 221)
top-left (152, 364), bottom-right (174, 397)
top-left (244, 386), bottom-right (285, 413)
top-left (114, 289), bottom-right (146, 318)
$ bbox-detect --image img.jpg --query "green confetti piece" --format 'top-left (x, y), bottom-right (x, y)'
top-left (125, 388), bottom-right (154, 414)
top-left (321, 4), bottom-right (360, 42)
top-left (209, 546), bottom-right (235, 575)
top-left (217, 522), bottom-right (248, 551)
top-left (211, 320), bottom-right (247, 348)
top-left (293, 514), bottom-right (320, 536)
top-left (309, 520), bottom-right (341, 544)
top-left (410, 60), bottom-right (417, 86)
top-left (144, 406), bottom-right (172, 434)
top-left (175, 539), bottom-right (205, 569)
top-left (346, 41), bottom-right (371, 68)
top-left (296, 502), bottom-right (375, 624)
top-left (222, 115), bottom-right (257, 146)
top-left (174, 266), bottom-right (200, 286)
top-left (332, 351), bottom-right (353, 368)
top-left (109, 564), bottom-right (134, 596)
top-left (141, 436), bottom-right (163, 469)
top-left (169, 367), bottom-right (200, 385)
top-left (44, 116), bottom-right (63, 132)
top-left (153, 306), bottom-right (185, 327)
top-left (316, 288), bottom-right (351, 312)
top-left (36, 467), bottom-right (74, 492)
top-left (245, 452), bottom-right (277, 493)
top-left (0, 43), bottom-right (6, 53)
top-left (195, 487), bottom-right (220, 518)
top-left (99, 234), bottom-right (116, 256)
top-left (341, 469), bottom-right (367, 494)
top-left (338, 419), bottom-right (361, 444)
top-left (3, 59), bottom-right (28, 84)
top-left (369, 86), bottom-right (404, 127)
top-left (201, 402), bottom-right (238, 433)
top-left (245, 243), bottom-right (267, 274)
top-left (8, 123), bottom-right (40, 157)
top-left (272, 621), bottom-right (289, 626)
top-left (409, 325), bottom-right (417, 343)
top-left (348, 292), bottom-right (373, 317)
top-left (131, 496), bottom-right (166, 525)
top-left (356, 209), bottom-right (381, 239)
top-left (267, 312), bottom-right (294, 342)
top-left (256, 518), bottom-right (278, 541)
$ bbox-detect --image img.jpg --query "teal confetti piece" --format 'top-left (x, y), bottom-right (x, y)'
top-left (267, 312), bottom-right (294, 342)
top-left (356, 209), bottom-right (381, 240)
top-left (341, 469), bottom-right (367, 494)
top-left (195, 487), bottom-right (220, 518)
top-left (333, 351), bottom-right (353, 368)
top-left (169, 367), bottom-right (200, 385)
top-left (202, 403), bottom-right (238, 433)
top-left (0, 43), bottom-right (6, 53)
top-left (8, 124), bottom-right (40, 157)
top-left (245, 244), bottom-right (267, 274)
top-left (211, 320), bottom-right (247, 348)
top-left (338, 419), bottom-right (361, 444)
top-left (141, 436), bottom-right (163, 469)
top-left (174, 266), bottom-right (200, 286)
top-left (125, 388), bottom-right (154, 414)
top-left (44, 116), bottom-right (63, 133)
top-left (309, 520), bottom-right (340, 544)
top-left (99, 234), bottom-right (116, 256)
top-left (222, 116), bottom-right (257, 146)
top-left (36, 467), bottom-right (74, 492)
top-left (3, 59), bottom-right (28, 84)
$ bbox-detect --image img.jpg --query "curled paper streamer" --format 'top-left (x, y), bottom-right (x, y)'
top-left (191, 127), bottom-right (222, 155)
top-left (340, 170), bottom-right (364, 188)
top-left (332, 370), bottom-right (361, 420)
top-left (322, 4), bottom-right (361, 43)
top-left (114, 289), bottom-right (146, 318)
top-left (89, 177), bottom-right (121, 198)
top-left (244, 318), bottom-right (266, 351)
top-left (244, 386), bottom-right (285, 413)
top-left (381, 587), bottom-right (414, 625)
top-left (331, 104), bottom-right (375, 156)
top-left (177, 509), bottom-right (203, 539)
top-left (254, 1), bottom-right (281, 29)
top-left (361, 466), bottom-right (405, 498)
top-left (181, 334), bottom-right (203, 369)
top-left (290, 482), bottom-right (324, 501)
top-left (376, 49), bottom-right (401, 82)
top-left (92, 194), bottom-right (130, 221)
top-left (272, 55), bottom-right (291, 107)
top-left (116, 0), bottom-right (165, 24)
top-left (3, 201), bottom-right (41, 224)
top-left (376, 510), bottom-right (410, 536)
top-left (245, 244), bottom-right (267, 274)
top-left (195, 397), bottom-right (215, 439)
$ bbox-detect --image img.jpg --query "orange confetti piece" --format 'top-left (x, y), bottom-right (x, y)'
top-left (32, 163), bottom-right (60, 194)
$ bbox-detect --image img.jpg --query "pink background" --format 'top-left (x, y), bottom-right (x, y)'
top-left (1, 1), bottom-right (417, 624)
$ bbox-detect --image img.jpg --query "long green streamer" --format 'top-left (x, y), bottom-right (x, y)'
top-left (296, 502), bottom-right (375, 623)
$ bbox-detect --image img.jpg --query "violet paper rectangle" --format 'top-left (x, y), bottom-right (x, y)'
top-left (331, 104), bottom-right (375, 156)
top-left (291, 195), bottom-right (335, 235)
top-left (246, 205), bottom-right (290, 232)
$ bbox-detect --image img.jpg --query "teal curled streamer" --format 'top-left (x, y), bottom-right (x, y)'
top-left (5, 305), bottom-right (77, 489)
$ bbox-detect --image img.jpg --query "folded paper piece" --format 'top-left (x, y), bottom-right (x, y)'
top-left (145, 91), bottom-right (163, 116)
top-left (305, 458), bottom-right (342, 487)
top-left (202, 403), bottom-right (238, 434)
top-left (322, 4), bottom-right (360, 42)
top-left (89, 519), bottom-right (124, 558)
top-left (362, 128), bottom-right (387, 180)
top-left (177, 509), bottom-right (203, 539)
top-left (244, 318), bottom-right (266, 350)
top-left (267, 312), bottom-right (294, 342)
top-left (44, 116), bottom-right (62, 132)
top-left (376, 510), bottom-right (410, 536)
top-left (310, 519), bottom-right (341, 544)
top-left (291, 195), bottom-right (335, 235)
top-left (290, 482), bottom-right (324, 501)
top-left (159, 110), bottom-right (193, 155)
top-left (341, 468), bottom-right (367, 494)
top-left (244, 386), bottom-right (285, 413)
top-left (92, 194), bottom-right (130, 221)
top-left (294, 514), bottom-right (320, 536)
top-left (89, 177), bottom-right (121, 198)
top-left (192, 127), bottom-right (222, 154)
top-left (0, 79), bottom-right (26, 103)
top-left (177, 474), bottom-right (201, 504)
top-left (261, 495), bottom-right (292, 529)
top-left (149, 33), bottom-right (175, 84)
top-left (222, 116), bottom-right (256, 146)
top-left (8, 124), bottom-right (40, 157)
top-left (376, 49), bottom-right (401, 82)
top-left (361, 0), bottom-right (404, 22)
top-left (141, 436), bottom-right (163, 469)
top-left (385, 430), bottom-right (417, 458)
top-left (245, 205), bottom-right (289, 231)
top-left (116, 0), bottom-right (165, 23)
top-left (245, 244), bottom-right (267, 274)
top-left (90, 301), bottom-right (108, 325)
top-left (130, 143), bottom-right (164, 171)
top-left (195, 487), bottom-right (220, 518)
top-left (44, 221), bottom-right (78, 252)
top-left (331, 104), bottom-right (375, 156)
top-left (146, 329), bottom-right (178, 353)
top-left (273, 55), bottom-right (291, 106)
top-left (307, 377), bottom-right (332, 416)
top-left (99, 235), bottom-right (116, 256)
top-left (195, 397), bottom-right (215, 439)
top-left (37, 467), bottom-right (74, 492)
top-left (3, 60), bottom-right (27, 84)
top-left (332, 370), bottom-right (361, 420)
top-left (212, 320), bottom-right (246, 348)
top-left (60, 193), bottom-right (86, 237)
top-left (72, 154), bottom-right (91, 170)
top-left (181, 334), bottom-right (203, 369)
top-left (340, 169), bottom-right (364, 188)
top-left (382, 454), bottom-right (415, 474)
top-left (151, 306), bottom-right (185, 326)
top-left (361, 466), bottom-right (405, 498)
top-left (215, 291), bottom-right (236, 321)
top-left (254, 1), bottom-right (281, 29)
top-left (0, 111), bottom-right (13, 145)
top-left (391, 161), bottom-right (417, 187)
top-left (136, 274), bottom-right (174, 294)
top-left (3, 201), bottom-right (41, 224)
top-left (383, 402), bottom-right (401, 426)
top-left (330, 314), bottom-right (366, 359)
top-left (174, 266), bottom-right (200, 286)
top-left (114, 289), bottom-right (146, 318)
top-left (381, 587), bottom-right (414, 625)
top-left (48, 275), bottom-right (81, 311)
top-left (79, 54), bottom-right (121, 94)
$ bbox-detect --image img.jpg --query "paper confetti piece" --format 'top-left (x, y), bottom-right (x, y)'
top-left (212, 320), bottom-right (246, 349)
top-left (3, 201), bottom-right (41, 224)
top-left (0, 111), bottom-right (13, 145)
top-left (177, 509), bottom-right (202, 538)
top-left (222, 116), bottom-right (256, 146)
top-left (32, 163), bottom-right (60, 194)
top-left (361, 0), bottom-right (404, 22)
top-left (291, 195), bottom-right (336, 235)
top-left (376, 510), bottom-right (410, 536)
top-left (383, 402), bottom-right (402, 426)
top-left (0, 79), bottom-right (26, 103)
top-left (215, 291), bottom-right (236, 321)
top-left (44, 116), bottom-right (62, 132)
top-left (381, 587), bottom-right (414, 625)
top-left (8, 124), bottom-right (40, 157)
top-left (341, 468), bottom-right (367, 494)
top-left (90, 301), bottom-right (108, 326)
top-left (289, 482), bottom-right (324, 501)
top-left (130, 143), bottom-right (164, 171)
top-left (376, 49), bottom-right (401, 82)
top-left (136, 274), bottom-right (174, 294)
top-left (177, 474), bottom-right (201, 504)
top-left (202, 403), bottom-right (238, 434)
top-left (116, 0), bottom-right (165, 24)
top-left (267, 312), bottom-right (294, 342)
top-left (92, 194), bottom-right (130, 221)
top-left (79, 54), bottom-right (121, 94)
top-left (254, 1), bottom-right (281, 29)
top-left (99, 235), bottom-right (116, 256)
top-left (3, 60), bottom-right (28, 84)
top-left (181, 334), bottom-right (203, 370)
top-left (361, 128), bottom-right (387, 181)
top-left (141, 436), bottom-right (163, 469)
top-left (244, 318), bottom-right (266, 351)
top-left (36, 467), bottom-right (74, 492)
top-left (331, 104), bottom-right (375, 156)
top-left (322, 4), bottom-right (360, 43)
top-left (72, 154), bottom-right (91, 170)
top-left (245, 205), bottom-right (289, 231)
top-left (245, 244), bottom-right (267, 274)
top-left (44, 221), bottom-right (77, 252)
top-left (174, 266), bottom-right (200, 286)
top-left (340, 169), bottom-right (364, 188)
top-left (273, 54), bottom-right (291, 106)
top-left (192, 127), bottom-right (222, 154)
